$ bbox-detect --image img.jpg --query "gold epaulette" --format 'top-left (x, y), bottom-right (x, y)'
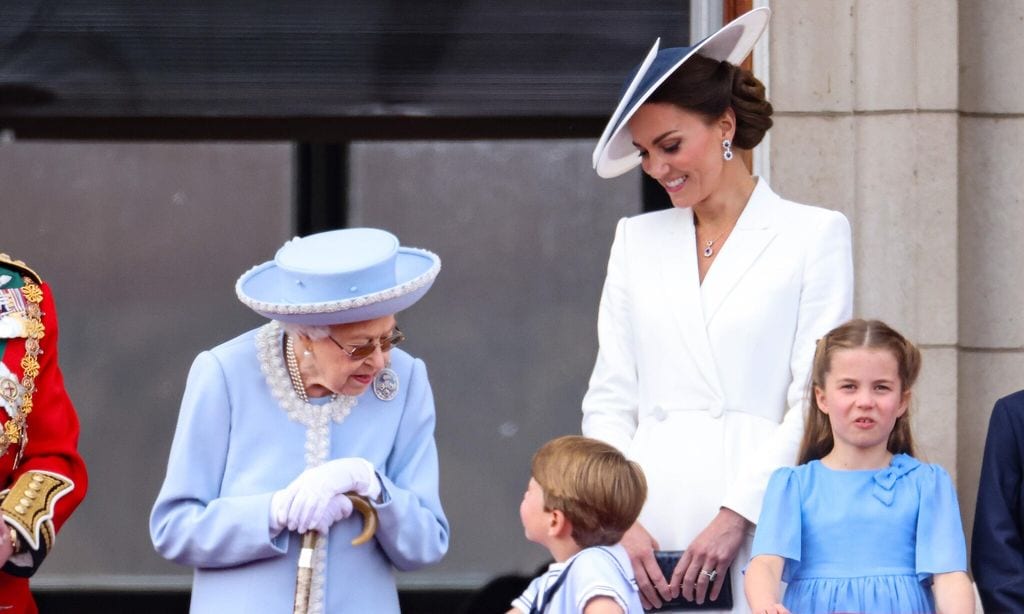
top-left (0, 253), bottom-right (41, 284)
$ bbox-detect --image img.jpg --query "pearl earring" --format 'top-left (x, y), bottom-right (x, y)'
top-left (722, 139), bottom-right (734, 161)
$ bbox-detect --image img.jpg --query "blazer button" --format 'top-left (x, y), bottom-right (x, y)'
top-left (652, 405), bottom-right (667, 421)
top-left (709, 405), bottom-right (725, 418)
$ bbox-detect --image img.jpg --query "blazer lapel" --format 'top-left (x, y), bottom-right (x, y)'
top-left (701, 180), bottom-right (779, 326)
top-left (659, 208), bottom-right (723, 397)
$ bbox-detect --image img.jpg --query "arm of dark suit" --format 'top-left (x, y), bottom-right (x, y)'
top-left (972, 394), bottom-right (1024, 612)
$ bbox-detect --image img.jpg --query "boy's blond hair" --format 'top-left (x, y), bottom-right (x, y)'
top-left (531, 435), bottom-right (647, 548)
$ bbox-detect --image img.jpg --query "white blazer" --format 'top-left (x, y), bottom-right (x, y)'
top-left (582, 179), bottom-right (852, 612)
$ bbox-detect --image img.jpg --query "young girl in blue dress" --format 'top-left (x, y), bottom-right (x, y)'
top-left (744, 319), bottom-right (974, 614)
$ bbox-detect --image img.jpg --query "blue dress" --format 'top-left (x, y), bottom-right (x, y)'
top-left (750, 454), bottom-right (967, 614)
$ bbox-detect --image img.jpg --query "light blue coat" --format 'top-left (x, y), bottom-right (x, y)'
top-left (150, 328), bottom-right (449, 613)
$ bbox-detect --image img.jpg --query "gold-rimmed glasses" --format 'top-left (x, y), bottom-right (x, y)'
top-left (327, 328), bottom-right (405, 360)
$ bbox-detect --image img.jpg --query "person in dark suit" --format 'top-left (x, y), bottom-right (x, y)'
top-left (972, 389), bottom-right (1024, 611)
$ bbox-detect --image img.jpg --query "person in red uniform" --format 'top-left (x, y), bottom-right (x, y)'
top-left (0, 253), bottom-right (88, 613)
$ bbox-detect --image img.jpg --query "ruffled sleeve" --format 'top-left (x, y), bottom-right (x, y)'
top-left (915, 463), bottom-right (968, 580)
top-left (750, 467), bottom-right (802, 582)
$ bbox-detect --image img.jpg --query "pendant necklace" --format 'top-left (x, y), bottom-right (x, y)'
top-left (700, 226), bottom-right (731, 258)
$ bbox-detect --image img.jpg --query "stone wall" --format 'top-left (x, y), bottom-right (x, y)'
top-left (766, 0), bottom-right (1024, 556)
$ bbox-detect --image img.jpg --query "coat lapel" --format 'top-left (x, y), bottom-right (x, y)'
top-left (659, 208), bottom-right (723, 397)
top-left (701, 180), bottom-right (779, 326)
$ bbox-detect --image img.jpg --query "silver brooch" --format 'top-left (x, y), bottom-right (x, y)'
top-left (373, 367), bottom-right (399, 401)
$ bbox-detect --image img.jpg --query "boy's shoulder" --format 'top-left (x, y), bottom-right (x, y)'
top-left (565, 544), bottom-right (637, 591)
top-left (571, 544), bottom-right (632, 573)
top-left (564, 545), bottom-right (642, 612)
top-left (513, 545), bottom-right (641, 614)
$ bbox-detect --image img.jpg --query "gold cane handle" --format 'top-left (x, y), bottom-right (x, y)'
top-left (292, 493), bottom-right (380, 614)
top-left (346, 493), bottom-right (378, 546)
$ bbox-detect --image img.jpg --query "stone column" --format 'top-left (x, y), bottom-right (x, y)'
top-left (766, 0), bottom-right (960, 472)
top-left (957, 0), bottom-right (1024, 545)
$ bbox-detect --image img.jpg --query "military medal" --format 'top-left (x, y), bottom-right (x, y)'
top-left (0, 277), bottom-right (45, 465)
top-left (0, 376), bottom-right (18, 403)
top-left (372, 367), bottom-right (399, 401)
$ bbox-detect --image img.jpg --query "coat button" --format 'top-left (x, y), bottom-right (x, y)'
top-left (709, 404), bottom-right (725, 418)
top-left (652, 405), bottom-right (667, 421)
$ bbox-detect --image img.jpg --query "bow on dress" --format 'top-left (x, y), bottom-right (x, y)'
top-left (872, 454), bottom-right (922, 506)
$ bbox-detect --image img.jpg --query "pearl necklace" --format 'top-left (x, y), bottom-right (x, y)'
top-left (285, 334), bottom-right (309, 402)
top-left (255, 322), bottom-right (356, 428)
top-left (255, 322), bottom-right (358, 614)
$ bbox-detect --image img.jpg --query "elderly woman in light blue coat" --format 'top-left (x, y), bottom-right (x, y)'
top-left (150, 228), bottom-right (448, 614)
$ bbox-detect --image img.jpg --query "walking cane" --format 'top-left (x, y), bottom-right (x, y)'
top-left (293, 493), bottom-right (379, 614)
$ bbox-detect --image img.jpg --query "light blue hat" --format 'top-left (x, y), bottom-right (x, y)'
top-left (236, 228), bottom-right (441, 325)
top-left (592, 8), bottom-right (770, 179)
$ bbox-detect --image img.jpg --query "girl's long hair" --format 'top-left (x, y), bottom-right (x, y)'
top-left (797, 319), bottom-right (922, 464)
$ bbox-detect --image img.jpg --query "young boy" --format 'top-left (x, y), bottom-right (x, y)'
top-left (509, 436), bottom-right (647, 614)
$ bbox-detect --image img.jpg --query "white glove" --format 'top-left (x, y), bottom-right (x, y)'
top-left (269, 489), bottom-right (355, 535)
top-left (281, 458), bottom-right (380, 534)
top-left (269, 487), bottom-right (294, 535)
top-left (314, 493), bottom-right (355, 535)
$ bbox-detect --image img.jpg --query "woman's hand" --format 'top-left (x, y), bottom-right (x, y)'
top-left (275, 458), bottom-right (380, 534)
top-left (752, 605), bottom-right (791, 614)
top-left (669, 507), bottom-right (750, 604)
top-left (619, 522), bottom-right (669, 609)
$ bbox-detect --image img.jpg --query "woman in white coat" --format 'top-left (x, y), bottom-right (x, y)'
top-left (583, 9), bottom-right (853, 613)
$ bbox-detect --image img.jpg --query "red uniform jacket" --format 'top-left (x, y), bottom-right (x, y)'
top-left (0, 256), bottom-right (88, 613)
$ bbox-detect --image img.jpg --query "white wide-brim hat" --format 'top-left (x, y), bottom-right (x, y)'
top-left (236, 228), bottom-right (441, 326)
top-left (592, 7), bottom-right (771, 179)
